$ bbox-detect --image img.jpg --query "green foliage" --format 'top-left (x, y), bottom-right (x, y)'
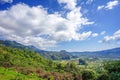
top-left (63, 62), bottom-right (81, 75)
top-left (0, 40), bottom-right (71, 60)
top-left (0, 45), bottom-right (82, 80)
top-left (40, 51), bottom-right (71, 60)
top-left (103, 60), bottom-right (120, 80)
top-left (104, 60), bottom-right (120, 73)
top-left (0, 45), bottom-right (56, 70)
top-left (1, 44), bottom-right (120, 80)
top-left (78, 58), bottom-right (87, 65)
top-left (109, 72), bottom-right (120, 80)
top-left (97, 73), bottom-right (109, 80)
top-left (0, 67), bottom-right (44, 80)
top-left (82, 69), bottom-right (97, 80)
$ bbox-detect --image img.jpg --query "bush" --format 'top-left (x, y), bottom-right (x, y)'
top-left (104, 60), bottom-right (120, 73)
top-left (97, 73), bottom-right (109, 80)
top-left (82, 70), bottom-right (97, 80)
top-left (109, 72), bottom-right (120, 80)
top-left (104, 60), bottom-right (120, 80)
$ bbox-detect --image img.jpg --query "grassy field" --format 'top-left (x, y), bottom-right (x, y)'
top-left (0, 67), bottom-right (44, 80)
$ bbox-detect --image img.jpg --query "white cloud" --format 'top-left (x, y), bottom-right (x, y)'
top-left (102, 29), bottom-right (120, 43)
top-left (100, 31), bottom-right (106, 35)
top-left (0, 3), bottom-right (94, 49)
top-left (79, 31), bottom-right (92, 40)
top-left (57, 0), bottom-right (77, 10)
top-left (97, 5), bottom-right (104, 10)
top-left (86, 0), bottom-right (94, 4)
top-left (105, 0), bottom-right (119, 10)
top-left (92, 33), bottom-right (98, 37)
top-left (0, 0), bottom-right (13, 3)
top-left (97, 0), bottom-right (119, 10)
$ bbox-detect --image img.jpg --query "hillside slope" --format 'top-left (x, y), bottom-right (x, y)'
top-left (0, 45), bottom-right (82, 80)
top-left (0, 40), bottom-right (71, 60)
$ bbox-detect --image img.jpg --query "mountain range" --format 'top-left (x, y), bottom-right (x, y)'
top-left (0, 40), bottom-right (120, 60)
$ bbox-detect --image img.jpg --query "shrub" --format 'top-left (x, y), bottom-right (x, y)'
top-left (97, 73), bottom-right (109, 80)
top-left (82, 70), bottom-right (97, 80)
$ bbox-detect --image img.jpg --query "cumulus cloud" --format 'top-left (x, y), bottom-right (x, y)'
top-left (102, 29), bottom-right (120, 43)
top-left (57, 0), bottom-right (77, 10)
top-left (0, 0), bottom-right (13, 3)
top-left (97, 0), bottom-right (119, 10)
top-left (92, 33), bottom-right (98, 37)
top-left (100, 31), bottom-right (106, 35)
top-left (0, 3), bottom-right (94, 49)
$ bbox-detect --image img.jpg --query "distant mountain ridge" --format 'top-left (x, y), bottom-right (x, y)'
top-left (0, 40), bottom-right (71, 60)
top-left (71, 47), bottom-right (120, 59)
top-left (0, 40), bottom-right (45, 52)
top-left (0, 40), bottom-right (120, 60)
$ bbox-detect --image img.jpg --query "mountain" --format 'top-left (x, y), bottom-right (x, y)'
top-left (71, 47), bottom-right (120, 59)
top-left (0, 40), bottom-right (43, 52)
top-left (0, 40), bottom-right (71, 60)
top-left (0, 40), bottom-right (120, 60)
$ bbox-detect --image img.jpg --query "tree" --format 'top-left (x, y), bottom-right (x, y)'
top-left (104, 60), bottom-right (120, 80)
top-left (82, 70), bottom-right (97, 80)
top-left (97, 73), bottom-right (109, 80)
top-left (104, 60), bottom-right (120, 73)
top-left (78, 59), bottom-right (86, 65)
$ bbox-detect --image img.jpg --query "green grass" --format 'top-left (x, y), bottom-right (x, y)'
top-left (0, 67), bottom-right (44, 80)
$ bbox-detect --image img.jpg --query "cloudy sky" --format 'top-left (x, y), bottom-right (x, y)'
top-left (0, 0), bottom-right (120, 51)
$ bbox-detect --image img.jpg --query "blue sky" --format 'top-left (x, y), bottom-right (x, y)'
top-left (0, 0), bottom-right (120, 51)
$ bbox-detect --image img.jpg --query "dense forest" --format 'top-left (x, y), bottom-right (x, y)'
top-left (0, 44), bottom-right (120, 80)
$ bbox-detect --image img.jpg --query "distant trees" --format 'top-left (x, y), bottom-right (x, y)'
top-left (78, 58), bottom-right (87, 65)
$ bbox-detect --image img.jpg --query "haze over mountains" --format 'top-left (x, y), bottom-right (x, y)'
top-left (0, 40), bottom-right (120, 60)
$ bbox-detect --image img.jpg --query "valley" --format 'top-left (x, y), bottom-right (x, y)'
top-left (0, 40), bottom-right (120, 80)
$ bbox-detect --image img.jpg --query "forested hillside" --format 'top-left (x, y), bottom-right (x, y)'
top-left (0, 45), bottom-right (82, 80)
top-left (1, 40), bottom-right (120, 60)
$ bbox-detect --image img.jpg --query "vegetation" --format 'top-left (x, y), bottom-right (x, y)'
top-left (82, 69), bottom-right (97, 80)
top-left (0, 40), bottom-right (120, 61)
top-left (0, 43), bottom-right (120, 80)
top-left (0, 67), bottom-right (44, 80)
top-left (78, 58), bottom-right (87, 65)
top-left (0, 45), bottom-right (81, 80)
top-left (103, 60), bottom-right (120, 80)
top-left (0, 40), bottom-right (71, 60)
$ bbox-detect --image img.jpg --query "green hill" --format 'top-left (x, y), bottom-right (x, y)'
top-left (0, 40), bottom-right (71, 60)
top-left (0, 45), bottom-right (53, 70)
top-left (0, 45), bottom-right (82, 80)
